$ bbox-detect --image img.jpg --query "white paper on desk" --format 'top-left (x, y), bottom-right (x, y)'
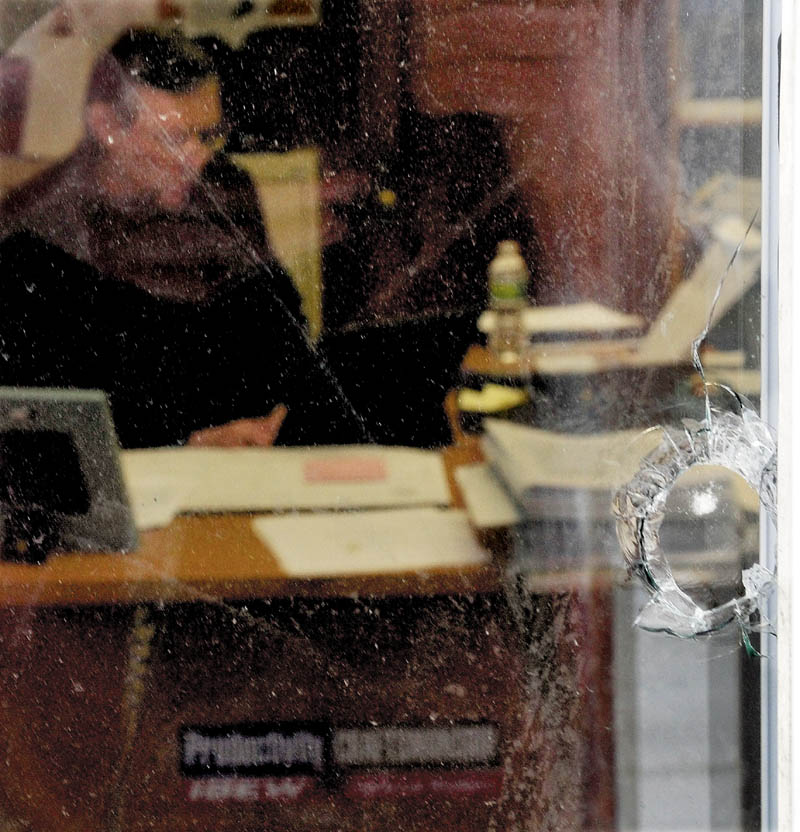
top-left (455, 464), bottom-right (522, 528)
top-left (482, 418), bottom-right (661, 494)
top-left (252, 508), bottom-right (489, 578)
top-left (124, 473), bottom-right (188, 531)
top-left (121, 446), bottom-right (449, 515)
top-left (478, 302), bottom-right (644, 336)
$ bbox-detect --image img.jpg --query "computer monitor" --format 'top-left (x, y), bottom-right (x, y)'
top-left (0, 388), bottom-right (137, 563)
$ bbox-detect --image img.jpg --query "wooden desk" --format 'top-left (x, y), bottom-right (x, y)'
top-left (0, 445), bottom-right (613, 832)
top-left (0, 445), bottom-right (499, 608)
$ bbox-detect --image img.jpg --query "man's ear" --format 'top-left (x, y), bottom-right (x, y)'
top-left (85, 101), bottom-right (124, 146)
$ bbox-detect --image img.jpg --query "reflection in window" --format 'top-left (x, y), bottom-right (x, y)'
top-left (0, 1), bottom-right (771, 830)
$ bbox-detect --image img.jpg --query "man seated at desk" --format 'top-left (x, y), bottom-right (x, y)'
top-left (0, 16), bottom-right (365, 449)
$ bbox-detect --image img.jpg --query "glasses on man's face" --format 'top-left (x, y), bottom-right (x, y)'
top-left (162, 123), bottom-right (231, 154)
top-left (193, 124), bottom-right (231, 153)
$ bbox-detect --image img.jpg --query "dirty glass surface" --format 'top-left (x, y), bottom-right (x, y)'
top-left (0, 1), bottom-right (774, 830)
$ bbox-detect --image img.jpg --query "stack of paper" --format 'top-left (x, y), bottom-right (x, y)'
top-left (121, 446), bottom-right (492, 581)
top-left (478, 302), bottom-right (645, 339)
top-left (476, 418), bottom-right (756, 525)
top-left (122, 445), bottom-right (450, 530)
top-left (480, 418), bottom-right (659, 518)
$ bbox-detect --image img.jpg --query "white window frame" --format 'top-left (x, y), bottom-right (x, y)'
top-left (776, 0), bottom-right (799, 829)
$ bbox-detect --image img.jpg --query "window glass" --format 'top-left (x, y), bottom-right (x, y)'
top-left (0, 1), bottom-right (773, 830)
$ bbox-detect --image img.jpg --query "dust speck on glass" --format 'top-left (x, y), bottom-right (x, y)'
top-left (0, 1), bottom-right (773, 830)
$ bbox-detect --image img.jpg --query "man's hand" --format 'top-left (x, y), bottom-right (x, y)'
top-left (187, 404), bottom-right (287, 447)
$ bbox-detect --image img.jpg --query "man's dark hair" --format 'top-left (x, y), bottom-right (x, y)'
top-left (88, 29), bottom-right (216, 112)
top-left (109, 29), bottom-right (216, 92)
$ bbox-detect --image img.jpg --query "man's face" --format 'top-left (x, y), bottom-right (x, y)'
top-left (93, 78), bottom-right (223, 213)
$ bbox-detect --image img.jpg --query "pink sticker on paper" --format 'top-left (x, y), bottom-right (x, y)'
top-left (304, 457), bottom-right (388, 483)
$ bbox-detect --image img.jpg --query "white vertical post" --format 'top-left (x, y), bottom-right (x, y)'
top-left (778, 0), bottom-right (798, 828)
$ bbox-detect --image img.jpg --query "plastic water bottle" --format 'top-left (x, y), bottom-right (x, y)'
top-left (487, 240), bottom-right (529, 363)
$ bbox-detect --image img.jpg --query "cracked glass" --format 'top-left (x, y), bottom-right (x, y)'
top-left (0, 1), bottom-right (776, 830)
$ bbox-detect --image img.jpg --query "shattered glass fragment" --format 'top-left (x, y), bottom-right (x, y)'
top-left (613, 406), bottom-right (775, 639)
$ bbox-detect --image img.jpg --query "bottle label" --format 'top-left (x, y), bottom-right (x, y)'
top-left (490, 282), bottom-right (525, 301)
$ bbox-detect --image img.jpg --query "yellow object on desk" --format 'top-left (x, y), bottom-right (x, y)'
top-left (457, 383), bottom-right (529, 413)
